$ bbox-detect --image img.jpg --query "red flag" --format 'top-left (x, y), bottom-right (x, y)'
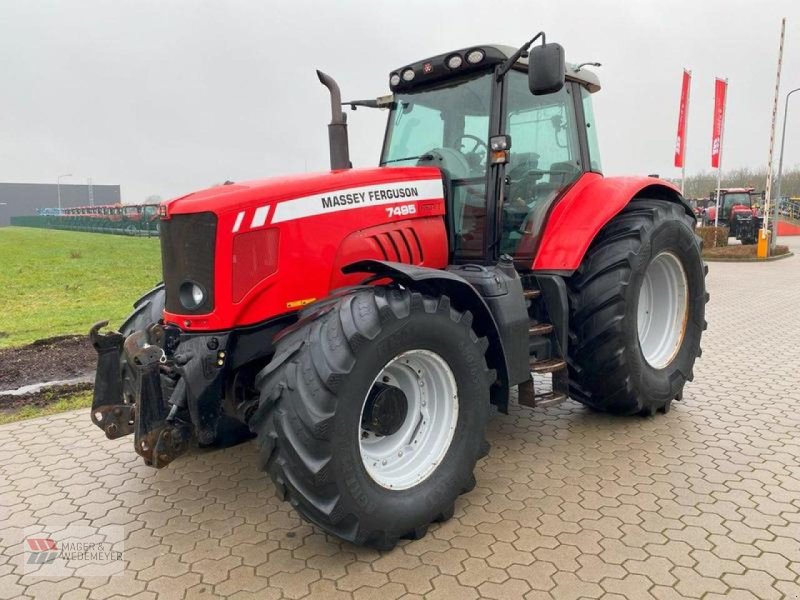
top-left (711, 78), bottom-right (727, 168)
top-left (674, 70), bottom-right (691, 168)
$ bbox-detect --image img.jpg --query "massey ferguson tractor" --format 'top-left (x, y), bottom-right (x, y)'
top-left (703, 187), bottom-right (762, 244)
top-left (90, 33), bottom-right (707, 549)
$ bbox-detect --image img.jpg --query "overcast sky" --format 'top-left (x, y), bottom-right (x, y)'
top-left (1, 0), bottom-right (798, 202)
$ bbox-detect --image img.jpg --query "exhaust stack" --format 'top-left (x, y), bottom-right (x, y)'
top-left (316, 70), bottom-right (351, 170)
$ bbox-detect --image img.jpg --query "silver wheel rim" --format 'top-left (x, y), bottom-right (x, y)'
top-left (637, 251), bottom-right (689, 369)
top-left (359, 349), bottom-right (459, 490)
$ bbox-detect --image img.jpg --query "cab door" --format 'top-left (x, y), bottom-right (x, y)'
top-left (497, 71), bottom-right (587, 265)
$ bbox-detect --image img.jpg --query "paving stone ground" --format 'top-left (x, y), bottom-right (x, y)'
top-left (2, 238), bottom-right (799, 600)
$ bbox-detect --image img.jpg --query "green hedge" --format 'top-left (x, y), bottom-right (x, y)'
top-left (696, 226), bottom-right (728, 249)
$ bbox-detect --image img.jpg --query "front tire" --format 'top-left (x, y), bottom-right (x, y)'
top-left (119, 284), bottom-right (165, 336)
top-left (250, 287), bottom-right (493, 549)
top-left (118, 285), bottom-right (166, 403)
top-left (566, 199), bottom-right (707, 415)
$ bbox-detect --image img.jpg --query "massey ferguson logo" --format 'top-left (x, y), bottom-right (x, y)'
top-left (270, 179), bottom-right (444, 224)
top-left (26, 539), bottom-right (59, 564)
top-left (320, 186), bottom-right (420, 209)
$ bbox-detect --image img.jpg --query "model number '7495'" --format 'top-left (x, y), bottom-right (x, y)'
top-left (386, 204), bottom-right (417, 218)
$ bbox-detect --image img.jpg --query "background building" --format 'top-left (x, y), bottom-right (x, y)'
top-left (0, 182), bottom-right (121, 227)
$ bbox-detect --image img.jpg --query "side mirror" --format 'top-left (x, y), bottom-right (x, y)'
top-left (529, 43), bottom-right (565, 95)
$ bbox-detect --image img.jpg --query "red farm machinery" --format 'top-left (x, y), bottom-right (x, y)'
top-left (90, 34), bottom-right (707, 549)
top-left (703, 187), bottom-right (762, 245)
top-left (30, 203), bottom-right (161, 235)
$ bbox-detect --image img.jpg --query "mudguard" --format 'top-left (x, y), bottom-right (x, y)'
top-left (532, 174), bottom-right (693, 273)
top-left (343, 259), bottom-right (514, 413)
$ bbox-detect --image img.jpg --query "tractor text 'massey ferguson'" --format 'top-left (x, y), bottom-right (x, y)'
top-left (321, 184), bottom-right (421, 209)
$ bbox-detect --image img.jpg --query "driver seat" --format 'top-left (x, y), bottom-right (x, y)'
top-left (512, 161), bottom-right (582, 262)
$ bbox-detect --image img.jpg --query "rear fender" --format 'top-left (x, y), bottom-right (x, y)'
top-left (343, 260), bottom-right (512, 413)
top-left (532, 174), bottom-right (694, 273)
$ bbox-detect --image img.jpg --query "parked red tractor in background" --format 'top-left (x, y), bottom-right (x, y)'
top-left (703, 187), bottom-right (762, 245)
top-left (90, 33), bottom-right (707, 549)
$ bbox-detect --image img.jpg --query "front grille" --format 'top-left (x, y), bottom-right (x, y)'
top-left (160, 212), bottom-right (216, 315)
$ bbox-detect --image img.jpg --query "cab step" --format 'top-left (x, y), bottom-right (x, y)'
top-left (523, 289), bottom-right (542, 301)
top-left (517, 380), bottom-right (569, 408)
top-left (532, 391), bottom-right (568, 408)
top-left (530, 357), bottom-right (566, 374)
top-left (528, 322), bottom-right (553, 336)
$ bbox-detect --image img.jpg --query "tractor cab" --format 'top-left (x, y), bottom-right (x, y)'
top-left (379, 43), bottom-right (601, 266)
top-left (706, 187), bottom-right (757, 225)
top-left (720, 189), bottom-right (755, 220)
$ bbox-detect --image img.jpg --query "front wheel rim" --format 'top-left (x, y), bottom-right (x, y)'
top-left (359, 349), bottom-right (459, 490)
top-left (637, 251), bottom-right (689, 369)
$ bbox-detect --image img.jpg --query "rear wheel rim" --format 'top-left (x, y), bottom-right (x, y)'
top-left (637, 251), bottom-right (689, 369)
top-left (359, 349), bottom-right (459, 490)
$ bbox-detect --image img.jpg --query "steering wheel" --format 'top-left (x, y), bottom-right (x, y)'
top-left (457, 134), bottom-right (489, 170)
top-left (506, 162), bottom-right (546, 210)
top-left (506, 162), bottom-right (546, 185)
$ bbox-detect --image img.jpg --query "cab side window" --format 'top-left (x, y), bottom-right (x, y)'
top-left (581, 86), bottom-right (603, 173)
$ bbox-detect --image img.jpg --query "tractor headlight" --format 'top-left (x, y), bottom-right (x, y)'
top-left (466, 49), bottom-right (485, 64)
top-left (446, 54), bottom-right (463, 69)
top-left (179, 281), bottom-right (206, 310)
top-left (401, 68), bottom-right (415, 82)
top-left (389, 73), bottom-right (401, 87)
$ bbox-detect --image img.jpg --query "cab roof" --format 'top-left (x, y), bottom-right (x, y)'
top-left (389, 43), bottom-right (601, 94)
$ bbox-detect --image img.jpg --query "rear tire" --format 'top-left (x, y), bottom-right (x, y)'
top-left (566, 199), bottom-right (707, 416)
top-left (249, 287), bottom-right (493, 549)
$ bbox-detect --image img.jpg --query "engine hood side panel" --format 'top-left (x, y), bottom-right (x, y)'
top-left (161, 167), bottom-right (447, 332)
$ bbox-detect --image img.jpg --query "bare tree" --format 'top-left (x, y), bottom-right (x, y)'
top-left (683, 166), bottom-right (800, 199)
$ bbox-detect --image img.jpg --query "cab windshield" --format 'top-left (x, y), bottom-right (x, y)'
top-left (722, 193), bottom-right (751, 211)
top-left (381, 73), bottom-right (492, 258)
top-left (380, 72), bottom-right (492, 180)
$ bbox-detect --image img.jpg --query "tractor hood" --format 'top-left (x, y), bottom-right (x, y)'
top-left (158, 165), bottom-right (448, 332)
top-left (730, 205), bottom-right (756, 216)
top-left (162, 166), bottom-right (443, 219)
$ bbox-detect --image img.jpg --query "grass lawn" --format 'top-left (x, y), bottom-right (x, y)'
top-left (0, 227), bottom-right (162, 348)
top-left (0, 388), bottom-right (93, 425)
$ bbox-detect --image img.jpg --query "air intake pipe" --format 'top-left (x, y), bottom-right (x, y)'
top-left (316, 70), bottom-right (351, 170)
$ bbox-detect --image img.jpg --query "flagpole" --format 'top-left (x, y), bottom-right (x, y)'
top-left (714, 79), bottom-right (727, 228)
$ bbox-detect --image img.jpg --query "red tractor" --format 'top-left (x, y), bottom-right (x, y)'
top-left (90, 34), bottom-right (706, 549)
top-left (703, 187), bottom-right (762, 245)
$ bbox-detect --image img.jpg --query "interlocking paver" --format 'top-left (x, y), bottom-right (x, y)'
top-left (2, 238), bottom-right (800, 599)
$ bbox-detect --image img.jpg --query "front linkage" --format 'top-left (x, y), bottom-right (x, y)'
top-left (89, 321), bottom-right (229, 468)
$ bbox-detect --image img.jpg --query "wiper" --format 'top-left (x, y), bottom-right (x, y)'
top-left (380, 153), bottom-right (434, 165)
top-left (343, 94), bottom-right (394, 111)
